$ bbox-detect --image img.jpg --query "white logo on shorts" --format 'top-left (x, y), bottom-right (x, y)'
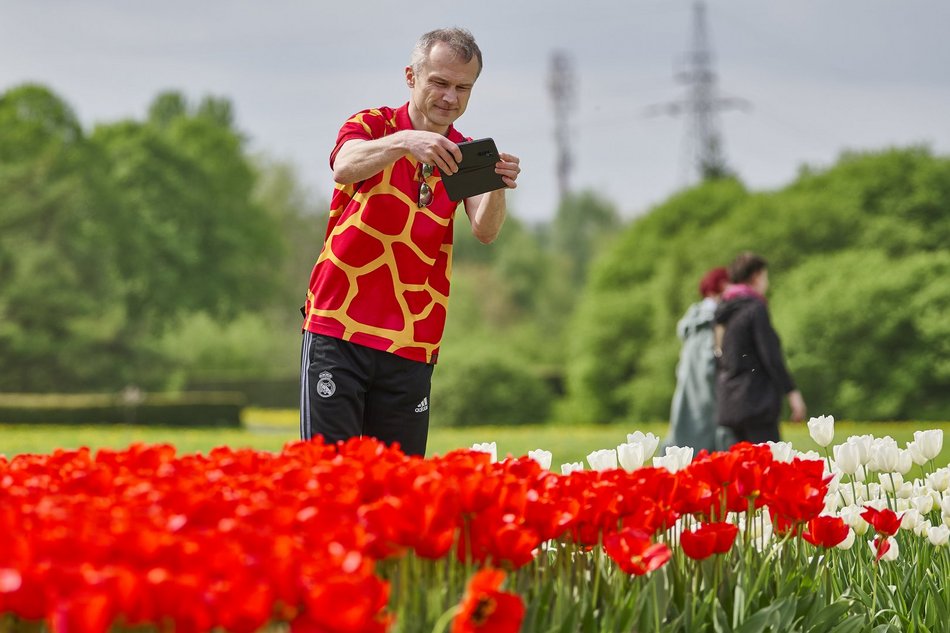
top-left (414, 397), bottom-right (429, 413)
top-left (316, 371), bottom-right (336, 398)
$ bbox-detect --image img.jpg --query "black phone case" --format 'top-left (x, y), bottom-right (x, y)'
top-left (441, 138), bottom-right (506, 202)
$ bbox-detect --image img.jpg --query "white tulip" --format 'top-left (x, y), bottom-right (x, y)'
top-left (914, 518), bottom-right (933, 538)
top-left (587, 449), bottom-right (617, 472)
top-left (895, 498), bottom-right (911, 513)
top-left (471, 442), bottom-right (497, 463)
top-left (927, 524), bottom-right (950, 547)
top-left (527, 449), bottom-right (552, 470)
top-left (869, 437), bottom-right (900, 473)
top-left (833, 442), bottom-right (861, 476)
top-left (626, 431), bottom-right (660, 461)
top-left (927, 468), bottom-right (950, 493)
top-left (897, 482), bottom-right (915, 499)
top-left (878, 472), bottom-right (904, 494)
top-left (836, 528), bottom-right (856, 550)
top-left (839, 505), bottom-right (870, 536)
top-left (667, 446), bottom-right (694, 470)
top-left (914, 429), bottom-right (944, 462)
top-left (807, 415), bottom-right (835, 447)
top-left (896, 449), bottom-right (913, 476)
top-left (617, 442), bottom-right (645, 472)
top-left (797, 450), bottom-right (822, 462)
top-left (941, 495), bottom-right (950, 518)
top-left (854, 464), bottom-right (868, 483)
top-left (907, 441), bottom-right (929, 466)
top-left (766, 441), bottom-right (795, 463)
top-left (900, 508), bottom-right (921, 531)
top-left (560, 461), bottom-right (584, 475)
top-left (653, 447), bottom-right (693, 473)
top-left (823, 493), bottom-right (840, 514)
top-left (846, 435), bottom-right (874, 466)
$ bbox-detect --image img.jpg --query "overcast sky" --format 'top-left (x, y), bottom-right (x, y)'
top-left (3, 0), bottom-right (949, 222)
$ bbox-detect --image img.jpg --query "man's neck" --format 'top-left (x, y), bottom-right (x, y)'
top-left (408, 102), bottom-right (449, 135)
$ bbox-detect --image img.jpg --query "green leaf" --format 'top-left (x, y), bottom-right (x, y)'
top-left (830, 614), bottom-right (870, 633)
top-left (804, 601), bottom-right (853, 632)
top-left (713, 601), bottom-right (732, 633)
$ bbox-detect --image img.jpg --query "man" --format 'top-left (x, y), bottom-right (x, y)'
top-left (714, 252), bottom-right (806, 446)
top-left (299, 28), bottom-right (521, 456)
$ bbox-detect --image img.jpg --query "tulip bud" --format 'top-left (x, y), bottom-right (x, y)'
top-left (766, 441), bottom-right (795, 463)
top-left (471, 442), bottom-right (497, 463)
top-left (927, 524), bottom-right (950, 547)
top-left (878, 472), bottom-right (903, 494)
top-left (907, 441), bottom-right (929, 466)
top-left (913, 429), bottom-right (943, 462)
top-left (900, 508), bottom-right (921, 531)
top-left (527, 449), bottom-right (552, 470)
top-left (560, 462), bottom-right (584, 475)
top-left (896, 449), bottom-right (913, 476)
top-left (617, 442), bottom-right (645, 472)
top-left (626, 431), bottom-right (660, 461)
top-left (912, 494), bottom-right (933, 515)
top-left (586, 449), bottom-right (617, 472)
top-left (834, 442), bottom-right (861, 476)
top-left (928, 468), bottom-right (950, 493)
top-left (807, 415), bottom-right (835, 447)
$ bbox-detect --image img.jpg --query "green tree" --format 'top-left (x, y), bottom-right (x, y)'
top-left (0, 85), bottom-right (126, 391)
top-left (564, 148), bottom-right (950, 423)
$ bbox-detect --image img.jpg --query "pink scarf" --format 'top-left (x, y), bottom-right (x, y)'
top-left (722, 283), bottom-right (767, 305)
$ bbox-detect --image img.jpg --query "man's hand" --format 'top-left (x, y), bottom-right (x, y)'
top-left (495, 152), bottom-right (521, 189)
top-left (787, 389), bottom-right (807, 422)
top-left (402, 130), bottom-right (463, 175)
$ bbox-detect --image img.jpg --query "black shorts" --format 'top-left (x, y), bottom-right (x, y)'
top-left (299, 332), bottom-right (434, 456)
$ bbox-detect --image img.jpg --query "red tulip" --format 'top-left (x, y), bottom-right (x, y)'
top-left (604, 528), bottom-right (672, 575)
top-left (452, 569), bottom-right (525, 633)
top-left (860, 506), bottom-right (902, 537)
top-left (802, 516), bottom-right (850, 548)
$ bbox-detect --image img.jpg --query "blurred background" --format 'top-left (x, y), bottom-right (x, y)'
top-left (2, 0), bottom-right (949, 431)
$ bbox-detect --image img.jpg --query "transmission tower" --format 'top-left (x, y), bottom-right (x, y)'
top-left (646, 0), bottom-right (748, 181)
top-left (548, 50), bottom-right (576, 200)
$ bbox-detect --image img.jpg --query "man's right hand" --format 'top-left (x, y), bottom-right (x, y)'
top-left (401, 130), bottom-right (463, 175)
top-left (787, 389), bottom-right (807, 422)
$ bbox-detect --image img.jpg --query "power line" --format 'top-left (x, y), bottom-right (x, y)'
top-left (644, 0), bottom-right (749, 182)
top-left (548, 50), bottom-right (576, 201)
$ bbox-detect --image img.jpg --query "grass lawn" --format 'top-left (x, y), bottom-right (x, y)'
top-left (2, 409), bottom-right (948, 470)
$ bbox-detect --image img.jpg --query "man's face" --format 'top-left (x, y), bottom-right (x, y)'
top-left (406, 42), bottom-right (480, 132)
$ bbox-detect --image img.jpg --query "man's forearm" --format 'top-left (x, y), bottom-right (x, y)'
top-left (333, 134), bottom-right (410, 184)
top-left (467, 189), bottom-right (506, 244)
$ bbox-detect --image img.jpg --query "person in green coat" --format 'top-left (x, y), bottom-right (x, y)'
top-left (664, 267), bottom-right (729, 453)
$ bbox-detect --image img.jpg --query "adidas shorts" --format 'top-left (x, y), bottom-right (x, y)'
top-left (299, 332), bottom-right (434, 456)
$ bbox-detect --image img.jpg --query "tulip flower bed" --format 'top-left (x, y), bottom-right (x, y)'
top-left (1, 419), bottom-right (948, 633)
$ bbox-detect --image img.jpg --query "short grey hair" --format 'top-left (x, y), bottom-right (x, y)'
top-left (410, 27), bottom-right (483, 77)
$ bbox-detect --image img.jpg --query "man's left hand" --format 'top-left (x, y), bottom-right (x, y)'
top-left (495, 152), bottom-right (521, 189)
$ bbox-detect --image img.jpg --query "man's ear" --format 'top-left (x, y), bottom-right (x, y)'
top-left (405, 66), bottom-right (415, 88)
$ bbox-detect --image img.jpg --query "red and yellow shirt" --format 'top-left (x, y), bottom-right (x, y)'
top-left (302, 103), bottom-right (468, 364)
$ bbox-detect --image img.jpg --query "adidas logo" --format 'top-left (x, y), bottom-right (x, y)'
top-left (414, 397), bottom-right (429, 413)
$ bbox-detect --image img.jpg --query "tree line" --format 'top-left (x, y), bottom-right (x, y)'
top-left (2, 84), bottom-right (947, 423)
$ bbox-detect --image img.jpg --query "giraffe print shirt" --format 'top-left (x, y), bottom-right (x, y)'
top-left (302, 103), bottom-right (469, 364)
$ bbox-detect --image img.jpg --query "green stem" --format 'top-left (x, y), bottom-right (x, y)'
top-left (430, 606), bottom-right (461, 633)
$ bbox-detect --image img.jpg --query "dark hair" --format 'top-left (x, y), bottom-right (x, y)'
top-left (410, 28), bottom-right (483, 77)
top-left (698, 267), bottom-right (729, 298)
top-left (728, 252), bottom-right (768, 284)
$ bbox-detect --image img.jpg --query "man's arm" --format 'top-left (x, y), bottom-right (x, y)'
top-left (333, 130), bottom-right (464, 184)
top-left (462, 152), bottom-right (520, 244)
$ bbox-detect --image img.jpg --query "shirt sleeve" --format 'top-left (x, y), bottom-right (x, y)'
top-left (329, 108), bottom-right (389, 168)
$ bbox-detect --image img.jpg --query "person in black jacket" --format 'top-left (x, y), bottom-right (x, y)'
top-left (714, 252), bottom-right (806, 446)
